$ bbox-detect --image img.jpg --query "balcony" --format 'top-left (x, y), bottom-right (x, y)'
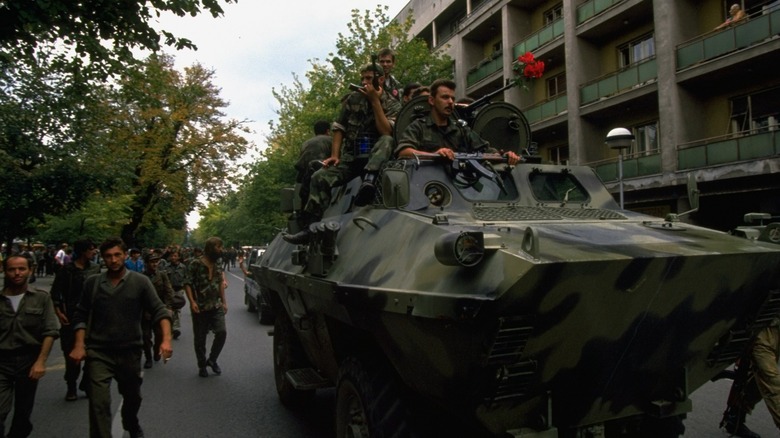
top-left (580, 56), bottom-right (657, 106)
top-left (590, 150), bottom-right (662, 183)
top-left (677, 128), bottom-right (780, 170)
top-left (522, 93), bottom-right (567, 125)
top-left (467, 52), bottom-right (503, 87)
top-left (677, 7), bottom-right (780, 70)
top-left (576, 0), bottom-right (626, 25)
top-left (513, 18), bottom-right (564, 56)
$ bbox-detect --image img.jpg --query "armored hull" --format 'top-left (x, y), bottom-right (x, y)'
top-left (256, 156), bottom-right (780, 437)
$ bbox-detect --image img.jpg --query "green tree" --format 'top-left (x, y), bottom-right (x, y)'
top-left (0, 49), bottom-right (116, 253)
top-left (37, 192), bottom-right (135, 245)
top-left (107, 53), bottom-right (250, 248)
top-left (0, 0), bottom-right (237, 77)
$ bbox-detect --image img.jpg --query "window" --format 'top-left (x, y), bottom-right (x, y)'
top-left (632, 121), bottom-right (659, 155)
top-left (548, 145), bottom-right (569, 165)
top-left (730, 87), bottom-right (780, 134)
top-left (544, 4), bottom-right (563, 25)
top-left (547, 72), bottom-right (567, 98)
top-left (618, 34), bottom-right (655, 68)
top-left (529, 172), bottom-right (588, 203)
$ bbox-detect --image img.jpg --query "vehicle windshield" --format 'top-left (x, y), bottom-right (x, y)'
top-left (450, 160), bottom-right (519, 202)
top-left (528, 171), bottom-right (589, 203)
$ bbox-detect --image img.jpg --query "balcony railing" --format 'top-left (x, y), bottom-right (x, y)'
top-left (677, 7), bottom-right (780, 70)
top-left (522, 93), bottom-right (568, 124)
top-left (580, 56), bottom-right (657, 106)
top-left (467, 53), bottom-right (503, 87)
top-left (590, 150), bottom-right (662, 183)
top-left (677, 127), bottom-right (780, 170)
top-left (513, 18), bottom-right (564, 56)
top-left (576, 0), bottom-right (626, 25)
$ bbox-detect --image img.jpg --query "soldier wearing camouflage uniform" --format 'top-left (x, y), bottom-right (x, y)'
top-left (284, 63), bottom-right (401, 244)
top-left (184, 237), bottom-right (227, 378)
top-left (294, 120), bottom-right (331, 223)
top-left (720, 317), bottom-right (780, 437)
top-left (396, 78), bottom-right (520, 165)
top-left (165, 249), bottom-right (187, 339)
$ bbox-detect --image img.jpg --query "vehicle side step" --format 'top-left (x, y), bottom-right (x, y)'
top-left (285, 368), bottom-right (331, 390)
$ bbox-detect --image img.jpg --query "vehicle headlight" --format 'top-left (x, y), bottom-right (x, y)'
top-left (434, 232), bottom-right (485, 267)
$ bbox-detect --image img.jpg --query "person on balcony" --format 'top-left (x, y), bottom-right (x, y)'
top-left (715, 4), bottom-right (747, 30)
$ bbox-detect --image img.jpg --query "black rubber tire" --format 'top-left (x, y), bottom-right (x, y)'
top-left (244, 289), bottom-right (257, 312)
top-left (335, 356), bottom-right (413, 438)
top-left (273, 311), bottom-right (315, 408)
top-left (259, 305), bottom-right (274, 325)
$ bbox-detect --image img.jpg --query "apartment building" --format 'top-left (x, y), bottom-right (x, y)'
top-left (393, 0), bottom-right (780, 230)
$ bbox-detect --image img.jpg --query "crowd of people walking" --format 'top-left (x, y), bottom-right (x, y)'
top-left (1, 236), bottom-right (237, 438)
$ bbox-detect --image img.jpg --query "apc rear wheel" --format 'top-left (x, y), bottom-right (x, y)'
top-left (273, 311), bottom-right (314, 408)
top-left (335, 356), bottom-right (413, 438)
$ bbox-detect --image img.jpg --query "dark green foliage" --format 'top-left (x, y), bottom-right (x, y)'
top-left (0, 0), bottom-right (237, 78)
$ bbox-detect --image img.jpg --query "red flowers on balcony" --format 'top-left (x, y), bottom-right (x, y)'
top-left (512, 52), bottom-right (545, 89)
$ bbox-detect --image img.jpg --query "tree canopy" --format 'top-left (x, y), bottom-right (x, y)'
top-left (0, 0), bottom-right (237, 77)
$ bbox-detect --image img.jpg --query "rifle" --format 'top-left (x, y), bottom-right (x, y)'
top-left (371, 53), bottom-right (381, 90)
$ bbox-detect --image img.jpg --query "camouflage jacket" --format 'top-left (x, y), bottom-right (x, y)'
top-left (184, 258), bottom-right (223, 311)
top-left (333, 90), bottom-right (401, 162)
top-left (395, 114), bottom-right (492, 156)
top-left (384, 74), bottom-right (402, 102)
top-left (165, 261), bottom-right (187, 291)
top-left (294, 134), bottom-right (332, 182)
top-left (145, 270), bottom-right (175, 309)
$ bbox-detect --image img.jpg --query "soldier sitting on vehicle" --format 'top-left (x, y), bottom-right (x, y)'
top-left (283, 62), bottom-right (401, 245)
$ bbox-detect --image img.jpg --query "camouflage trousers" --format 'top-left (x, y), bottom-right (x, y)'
top-left (303, 135), bottom-right (394, 219)
top-left (751, 324), bottom-right (780, 428)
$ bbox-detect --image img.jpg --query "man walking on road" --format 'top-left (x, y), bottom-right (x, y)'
top-left (50, 238), bottom-right (99, 401)
top-left (0, 255), bottom-right (60, 438)
top-left (69, 237), bottom-right (172, 438)
top-left (185, 236), bottom-right (228, 378)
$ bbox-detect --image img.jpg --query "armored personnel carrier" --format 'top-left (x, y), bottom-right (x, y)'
top-left (252, 97), bottom-right (780, 437)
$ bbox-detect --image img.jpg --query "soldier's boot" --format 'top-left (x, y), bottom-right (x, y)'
top-left (66, 381), bottom-right (78, 401)
top-left (354, 173), bottom-right (377, 207)
top-left (723, 410), bottom-right (761, 438)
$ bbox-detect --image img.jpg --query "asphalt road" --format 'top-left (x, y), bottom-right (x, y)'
top-left (8, 271), bottom-right (778, 437)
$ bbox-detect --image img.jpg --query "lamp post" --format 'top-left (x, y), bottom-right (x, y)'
top-left (605, 127), bottom-right (634, 210)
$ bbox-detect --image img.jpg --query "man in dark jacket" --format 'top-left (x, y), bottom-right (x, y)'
top-left (50, 238), bottom-right (99, 401)
top-left (69, 237), bottom-right (172, 438)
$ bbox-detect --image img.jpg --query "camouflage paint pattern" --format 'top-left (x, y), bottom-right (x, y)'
top-left (256, 153), bottom-right (780, 435)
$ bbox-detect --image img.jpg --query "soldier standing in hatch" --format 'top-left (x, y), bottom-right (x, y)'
top-left (283, 63), bottom-right (401, 244)
top-left (395, 78), bottom-right (520, 165)
top-left (378, 48), bottom-right (402, 102)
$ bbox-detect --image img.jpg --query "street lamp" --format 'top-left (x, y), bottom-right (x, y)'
top-left (605, 127), bottom-right (634, 209)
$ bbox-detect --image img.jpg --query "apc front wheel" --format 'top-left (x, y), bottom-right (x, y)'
top-left (273, 311), bottom-right (314, 408)
top-left (335, 356), bottom-right (413, 438)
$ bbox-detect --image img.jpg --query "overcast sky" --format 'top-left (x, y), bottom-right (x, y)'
top-left (154, 1), bottom-right (409, 161)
